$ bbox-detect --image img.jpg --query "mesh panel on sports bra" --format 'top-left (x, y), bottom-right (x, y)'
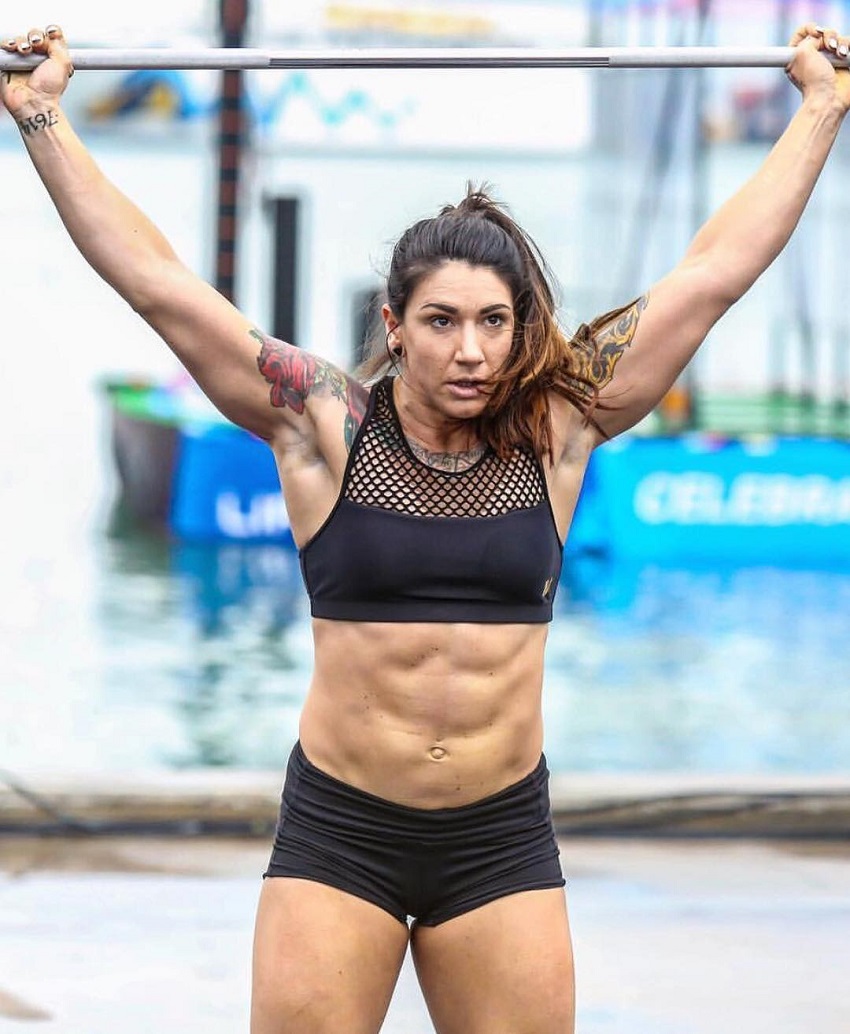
top-left (344, 378), bottom-right (546, 518)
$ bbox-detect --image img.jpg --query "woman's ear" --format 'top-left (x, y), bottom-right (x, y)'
top-left (382, 303), bottom-right (399, 337)
top-left (383, 304), bottom-right (403, 355)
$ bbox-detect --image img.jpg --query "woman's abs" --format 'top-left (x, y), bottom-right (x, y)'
top-left (298, 619), bottom-right (549, 809)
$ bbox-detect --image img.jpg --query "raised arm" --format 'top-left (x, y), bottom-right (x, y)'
top-left (581, 22), bottom-right (850, 442)
top-left (0, 25), bottom-right (367, 451)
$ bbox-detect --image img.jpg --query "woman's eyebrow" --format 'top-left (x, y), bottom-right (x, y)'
top-left (418, 302), bottom-right (512, 314)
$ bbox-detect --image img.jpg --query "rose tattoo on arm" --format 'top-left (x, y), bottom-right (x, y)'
top-left (252, 329), bottom-right (367, 448)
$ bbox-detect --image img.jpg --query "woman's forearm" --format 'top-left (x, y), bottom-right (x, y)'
top-left (686, 89), bottom-right (846, 302)
top-left (14, 102), bottom-right (181, 313)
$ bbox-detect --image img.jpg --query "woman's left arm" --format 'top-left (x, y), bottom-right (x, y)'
top-left (588, 22), bottom-right (850, 441)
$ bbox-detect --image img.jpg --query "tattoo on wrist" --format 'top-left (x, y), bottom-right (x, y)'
top-left (17, 110), bottom-right (59, 136)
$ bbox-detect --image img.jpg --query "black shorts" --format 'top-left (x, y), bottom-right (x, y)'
top-left (264, 741), bottom-right (565, 927)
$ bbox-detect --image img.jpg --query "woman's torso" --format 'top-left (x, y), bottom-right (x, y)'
top-left (271, 377), bottom-right (594, 808)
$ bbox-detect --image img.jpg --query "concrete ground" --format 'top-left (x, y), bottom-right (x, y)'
top-left (1, 835), bottom-right (848, 1033)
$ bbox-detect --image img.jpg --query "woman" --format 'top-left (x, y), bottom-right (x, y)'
top-left (2, 22), bottom-right (847, 1034)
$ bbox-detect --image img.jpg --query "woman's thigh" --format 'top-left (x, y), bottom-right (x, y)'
top-left (410, 888), bottom-right (575, 1034)
top-left (251, 877), bottom-right (410, 1034)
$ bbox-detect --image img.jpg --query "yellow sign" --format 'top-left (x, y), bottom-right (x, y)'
top-left (325, 3), bottom-right (495, 39)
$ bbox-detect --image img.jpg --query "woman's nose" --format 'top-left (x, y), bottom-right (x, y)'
top-left (457, 323), bottom-right (485, 361)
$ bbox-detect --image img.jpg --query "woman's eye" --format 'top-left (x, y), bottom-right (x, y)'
top-left (485, 314), bottom-right (511, 329)
top-left (431, 316), bottom-right (451, 328)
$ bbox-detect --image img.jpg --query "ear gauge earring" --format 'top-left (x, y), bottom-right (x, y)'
top-left (386, 331), bottom-right (404, 361)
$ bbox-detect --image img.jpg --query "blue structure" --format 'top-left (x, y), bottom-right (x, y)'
top-left (172, 424), bottom-right (293, 544)
top-left (571, 435), bottom-right (850, 563)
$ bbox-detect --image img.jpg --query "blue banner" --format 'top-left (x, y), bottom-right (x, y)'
top-left (569, 435), bottom-right (850, 563)
top-left (171, 425), bottom-right (294, 544)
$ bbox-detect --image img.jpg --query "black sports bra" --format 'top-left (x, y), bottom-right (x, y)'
top-left (299, 377), bottom-right (563, 623)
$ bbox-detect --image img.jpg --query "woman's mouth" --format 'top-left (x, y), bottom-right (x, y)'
top-left (447, 380), bottom-right (484, 399)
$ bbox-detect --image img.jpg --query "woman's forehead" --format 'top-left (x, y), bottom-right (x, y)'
top-left (411, 261), bottom-right (513, 302)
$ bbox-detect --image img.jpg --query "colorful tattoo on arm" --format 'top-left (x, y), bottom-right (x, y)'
top-left (252, 329), bottom-right (367, 448)
top-left (572, 293), bottom-right (649, 391)
top-left (342, 392), bottom-right (368, 449)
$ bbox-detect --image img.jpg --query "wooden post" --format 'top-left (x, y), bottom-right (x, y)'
top-left (215, 0), bottom-right (250, 302)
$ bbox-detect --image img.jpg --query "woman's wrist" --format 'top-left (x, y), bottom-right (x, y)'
top-left (806, 79), bottom-right (850, 117)
top-left (800, 82), bottom-right (850, 120)
top-left (14, 104), bottom-right (62, 138)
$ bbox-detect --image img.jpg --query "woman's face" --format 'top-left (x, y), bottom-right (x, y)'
top-left (384, 260), bottom-right (515, 422)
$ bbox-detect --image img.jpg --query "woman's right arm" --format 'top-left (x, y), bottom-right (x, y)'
top-left (1, 26), bottom-right (367, 449)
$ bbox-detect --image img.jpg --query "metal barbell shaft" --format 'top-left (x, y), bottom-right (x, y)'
top-left (0, 45), bottom-right (841, 72)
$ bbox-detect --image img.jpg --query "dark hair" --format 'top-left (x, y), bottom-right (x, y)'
top-left (357, 184), bottom-right (610, 459)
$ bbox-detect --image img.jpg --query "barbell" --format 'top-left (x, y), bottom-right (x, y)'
top-left (1, 45), bottom-right (847, 72)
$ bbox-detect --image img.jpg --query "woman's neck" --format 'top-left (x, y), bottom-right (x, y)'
top-left (404, 435), bottom-right (487, 472)
top-left (392, 376), bottom-right (483, 462)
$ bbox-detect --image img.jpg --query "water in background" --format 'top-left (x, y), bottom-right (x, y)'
top-left (3, 514), bottom-right (849, 776)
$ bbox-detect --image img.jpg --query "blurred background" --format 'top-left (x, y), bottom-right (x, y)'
top-left (2, 0), bottom-right (850, 779)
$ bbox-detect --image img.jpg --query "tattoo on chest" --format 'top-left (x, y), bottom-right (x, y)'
top-left (406, 437), bottom-right (487, 472)
top-left (17, 110), bottom-right (59, 136)
top-left (252, 329), bottom-right (367, 448)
